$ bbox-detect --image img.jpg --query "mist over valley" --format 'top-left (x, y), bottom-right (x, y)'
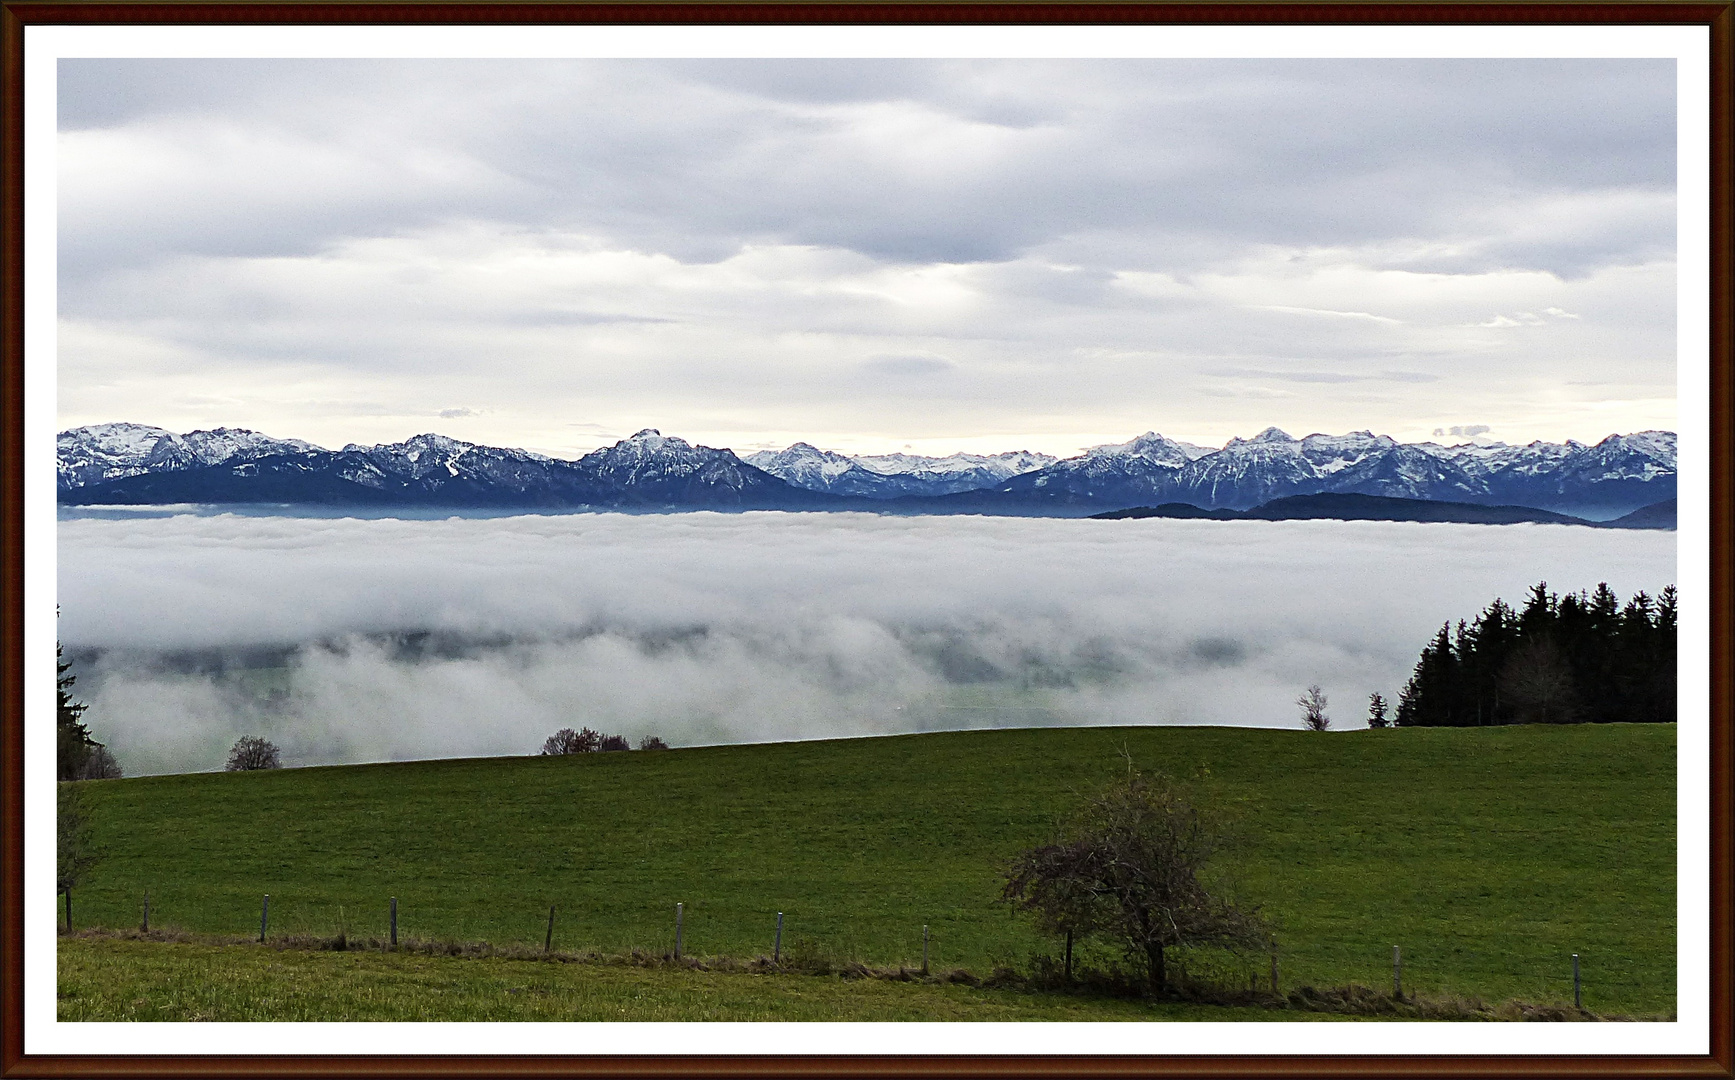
top-left (56, 510), bottom-right (1675, 776)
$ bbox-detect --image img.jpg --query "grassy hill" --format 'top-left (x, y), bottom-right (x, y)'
top-left (62, 723), bottom-right (1675, 1015)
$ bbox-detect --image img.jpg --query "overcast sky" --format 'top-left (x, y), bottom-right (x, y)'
top-left (57, 58), bottom-right (1678, 458)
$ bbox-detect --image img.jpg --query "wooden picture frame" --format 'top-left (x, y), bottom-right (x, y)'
top-left (2, 5), bottom-right (1729, 1076)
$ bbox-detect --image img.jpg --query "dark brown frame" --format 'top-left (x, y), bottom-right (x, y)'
top-left (2, 7), bottom-right (1730, 1077)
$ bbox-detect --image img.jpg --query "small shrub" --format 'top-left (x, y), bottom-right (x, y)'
top-left (598, 734), bottom-right (631, 752)
top-left (78, 744), bottom-right (123, 780)
top-left (638, 735), bottom-right (670, 751)
top-left (541, 727), bottom-right (601, 755)
top-left (1297, 685), bottom-right (1330, 731)
top-left (225, 735), bottom-right (281, 771)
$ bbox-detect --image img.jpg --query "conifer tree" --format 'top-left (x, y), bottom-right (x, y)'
top-left (1366, 692), bottom-right (1390, 728)
top-left (1394, 582), bottom-right (1673, 727)
top-left (57, 645), bottom-right (94, 782)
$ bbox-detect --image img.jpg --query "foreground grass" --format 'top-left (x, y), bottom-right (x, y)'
top-left (64, 724), bottom-right (1674, 1016)
top-left (59, 935), bottom-right (1353, 1022)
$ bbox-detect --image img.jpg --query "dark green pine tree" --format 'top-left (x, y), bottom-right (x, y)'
top-left (1395, 582), bottom-right (1674, 727)
top-left (1470, 597), bottom-right (1517, 725)
top-left (1579, 584), bottom-right (1625, 723)
top-left (57, 644), bottom-right (96, 781)
top-left (1518, 581), bottom-right (1558, 638)
top-left (1395, 624), bottom-right (1458, 726)
top-left (1656, 587), bottom-right (1679, 723)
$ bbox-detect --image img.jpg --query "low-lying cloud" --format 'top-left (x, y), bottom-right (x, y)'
top-left (56, 511), bottom-right (1675, 774)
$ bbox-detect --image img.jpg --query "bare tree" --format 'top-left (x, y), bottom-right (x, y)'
top-left (540, 727), bottom-right (602, 755)
top-left (598, 734), bottom-right (631, 752)
top-left (1297, 684), bottom-right (1330, 731)
top-left (1366, 692), bottom-right (1391, 729)
top-left (225, 735), bottom-right (281, 771)
top-left (1002, 771), bottom-right (1269, 994)
top-left (57, 783), bottom-right (105, 931)
top-left (78, 744), bottom-right (123, 780)
top-left (1500, 637), bottom-right (1579, 724)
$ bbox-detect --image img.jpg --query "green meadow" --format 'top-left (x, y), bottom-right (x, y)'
top-left (59, 936), bottom-right (1361, 1022)
top-left (59, 723), bottom-right (1675, 1018)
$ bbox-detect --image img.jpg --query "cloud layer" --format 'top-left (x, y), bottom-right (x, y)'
top-left (57, 511), bottom-right (1676, 774)
top-left (56, 58), bottom-right (1677, 457)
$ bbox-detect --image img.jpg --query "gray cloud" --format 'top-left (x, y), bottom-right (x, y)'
top-left (58, 59), bottom-right (1673, 276)
top-left (861, 354), bottom-right (956, 378)
top-left (1215, 368), bottom-right (1439, 385)
top-left (58, 511), bottom-right (1674, 775)
top-left (55, 57), bottom-right (1678, 456)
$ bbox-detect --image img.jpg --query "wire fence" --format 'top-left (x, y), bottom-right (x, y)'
top-left (64, 883), bottom-right (1665, 1013)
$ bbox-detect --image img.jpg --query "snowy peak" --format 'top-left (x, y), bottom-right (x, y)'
top-left (575, 429), bottom-right (759, 491)
top-left (1557, 430), bottom-right (1678, 485)
top-left (626, 428), bottom-right (673, 450)
top-left (328, 433), bottom-right (556, 491)
top-left (61, 421), bottom-right (178, 458)
top-left (1083, 432), bottom-right (1206, 468)
top-left (744, 443), bottom-right (863, 488)
top-left (589, 429), bottom-right (714, 465)
top-left (1225, 426), bottom-right (1297, 447)
top-left (1300, 430), bottom-right (1394, 454)
top-left (746, 442), bottom-right (1058, 498)
top-left (58, 422), bottom-right (323, 489)
top-left (855, 448), bottom-right (1059, 478)
top-left (344, 433), bottom-right (477, 457)
top-left (183, 427), bottom-right (320, 466)
top-left (1612, 430), bottom-right (1677, 457)
top-left (562, 429), bottom-right (815, 508)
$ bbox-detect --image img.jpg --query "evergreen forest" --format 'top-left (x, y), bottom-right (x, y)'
top-left (1394, 582), bottom-right (1676, 727)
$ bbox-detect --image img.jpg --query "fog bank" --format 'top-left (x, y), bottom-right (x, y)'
top-left (56, 511), bottom-right (1675, 774)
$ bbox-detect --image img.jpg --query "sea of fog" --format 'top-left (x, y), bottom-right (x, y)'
top-left (55, 510), bottom-right (1676, 775)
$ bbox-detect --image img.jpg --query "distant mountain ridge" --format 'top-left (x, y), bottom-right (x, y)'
top-left (973, 427), bottom-right (1675, 518)
top-left (58, 421), bottom-right (1677, 519)
top-left (1091, 492), bottom-right (1676, 530)
top-left (743, 443), bottom-right (1058, 498)
top-left (60, 426), bottom-right (836, 511)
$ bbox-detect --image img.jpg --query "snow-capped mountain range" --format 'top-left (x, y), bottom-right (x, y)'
top-left (58, 425), bottom-right (816, 510)
top-left (978, 426), bottom-right (1676, 516)
top-left (56, 422), bottom-right (321, 490)
top-left (57, 421), bottom-right (1677, 519)
top-left (742, 444), bottom-right (1058, 499)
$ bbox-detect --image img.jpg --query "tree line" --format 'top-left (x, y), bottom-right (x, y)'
top-left (1393, 581), bottom-right (1676, 727)
top-left (58, 645), bottom-right (120, 781)
top-left (541, 727), bottom-right (669, 754)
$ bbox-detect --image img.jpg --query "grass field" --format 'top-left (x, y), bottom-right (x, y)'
top-left (60, 935), bottom-right (1369, 1022)
top-left (60, 723), bottom-right (1675, 1018)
